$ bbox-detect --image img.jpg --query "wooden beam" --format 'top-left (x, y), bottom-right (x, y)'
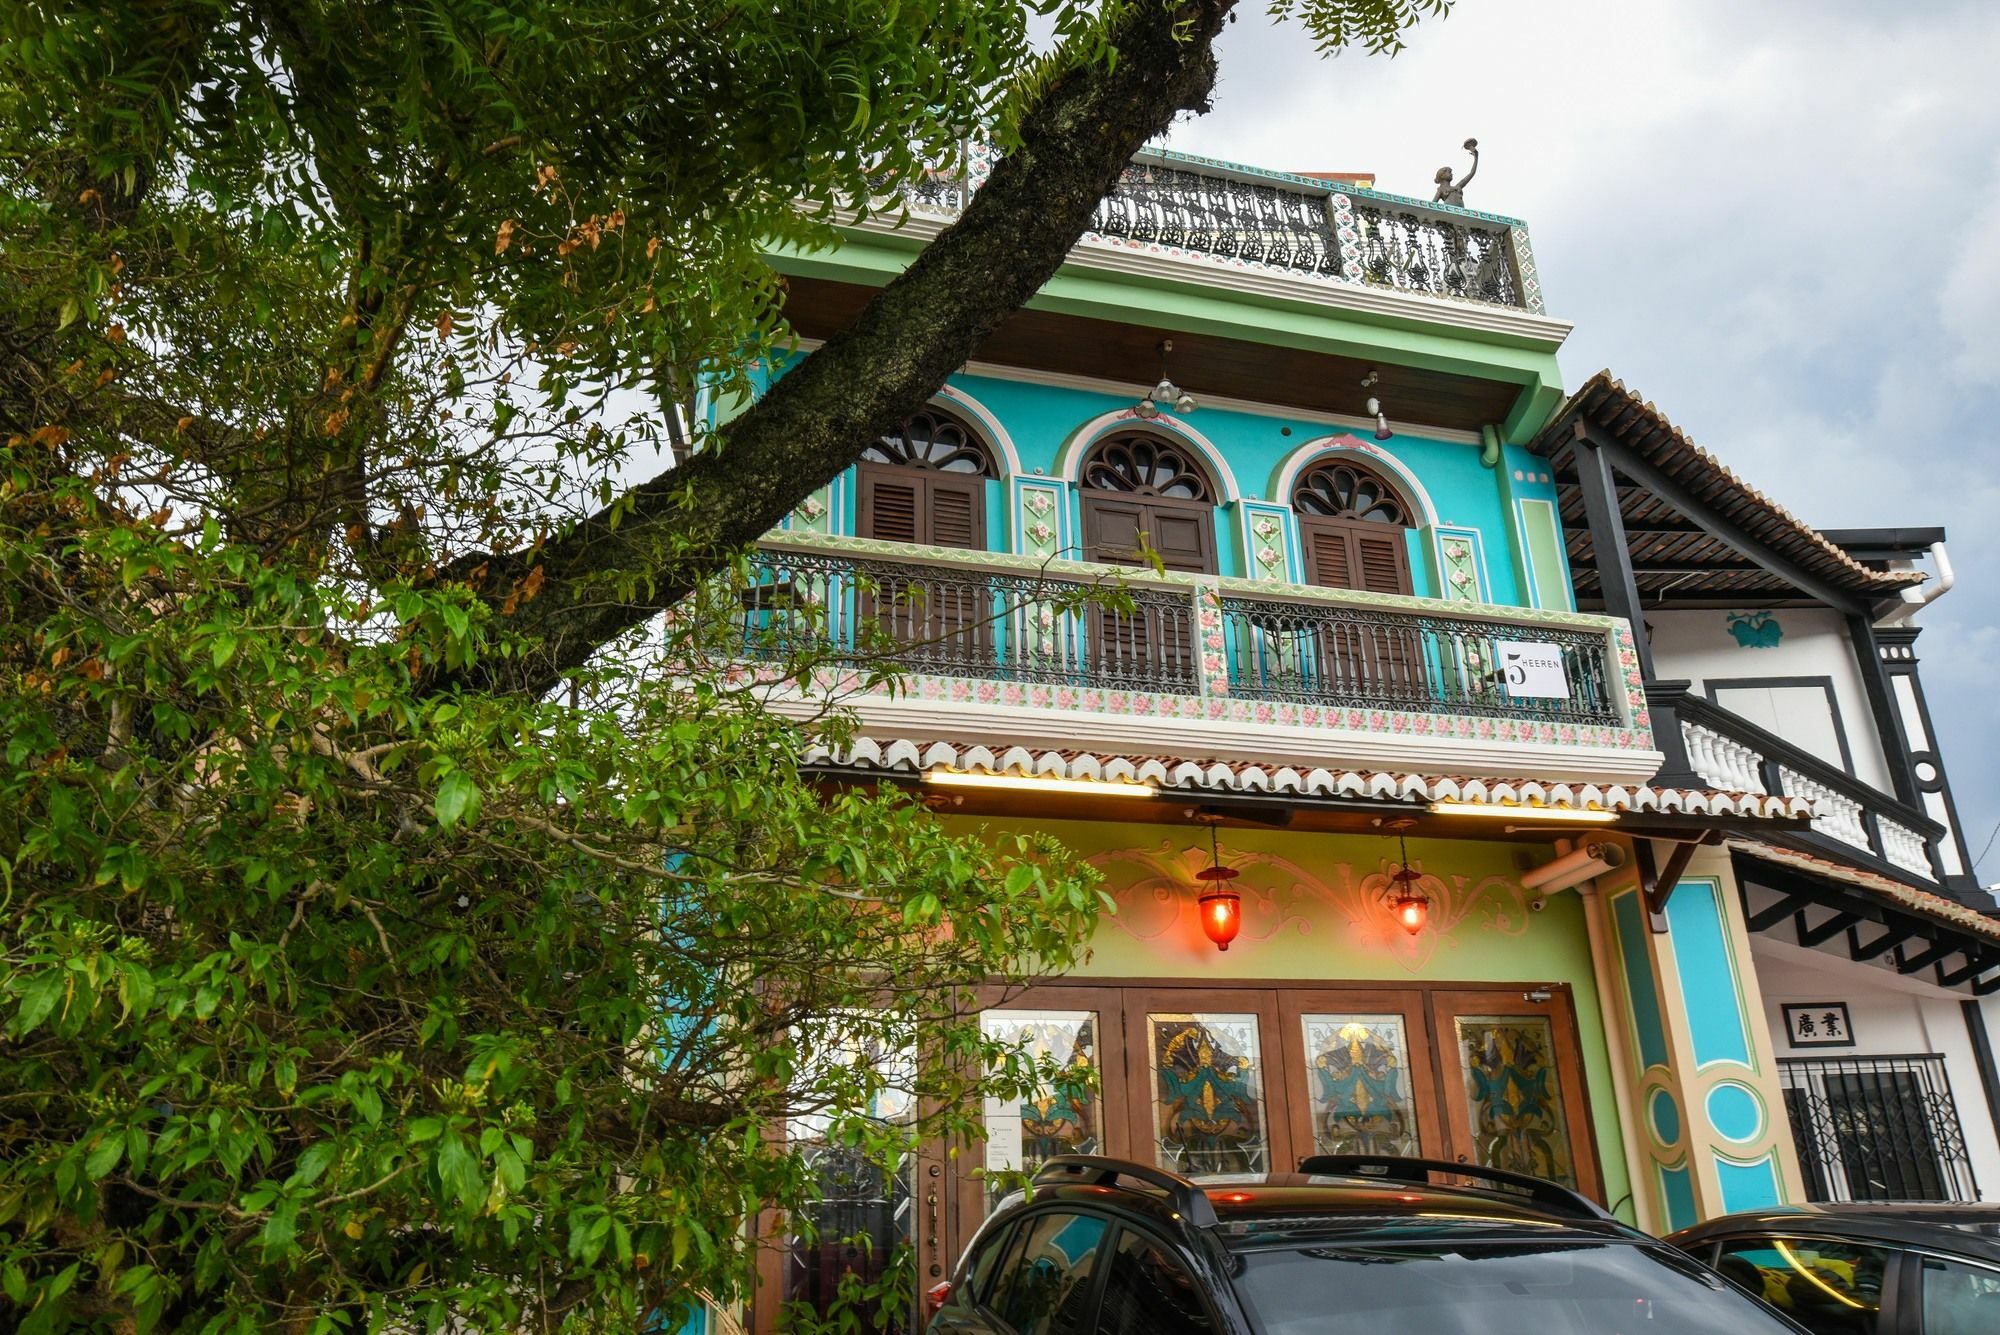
top-left (1850, 924), bottom-right (1915, 961)
top-left (1644, 837), bottom-right (1707, 923)
top-left (1797, 910), bottom-right (1861, 948)
top-left (1576, 423), bottom-right (1867, 615)
top-left (1896, 939), bottom-right (1958, 975)
top-left (1747, 889), bottom-right (1819, 934)
top-left (1939, 950), bottom-right (2000, 987)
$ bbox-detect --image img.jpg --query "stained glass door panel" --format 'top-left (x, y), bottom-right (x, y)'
top-left (1141, 1009), bottom-right (1278, 1177)
top-left (979, 1009), bottom-right (1102, 1198)
top-left (1299, 1015), bottom-right (1421, 1156)
top-left (956, 990), bottom-right (1133, 1253)
top-left (1429, 989), bottom-right (1602, 1201)
top-left (1277, 990), bottom-right (1439, 1163)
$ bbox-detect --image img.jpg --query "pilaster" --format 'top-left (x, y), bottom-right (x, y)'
top-left (1587, 840), bottom-right (1802, 1230)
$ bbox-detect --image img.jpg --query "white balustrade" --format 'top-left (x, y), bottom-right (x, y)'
top-left (1779, 766), bottom-right (1871, 853)
top-left (1878, 819), bottom-right (1935, 878)
top-left (1682, 720), bottom-right (1768, 794)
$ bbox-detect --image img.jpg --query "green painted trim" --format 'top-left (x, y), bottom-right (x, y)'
top-left (1611, 889), bottom-right (1671, 1074)
top-left (1503, 381), bottom-right (1565, 445)
top-left (765, 231), bottom-right (1568, 370)
top-left (1519, 497), bottom-right (1572, 613)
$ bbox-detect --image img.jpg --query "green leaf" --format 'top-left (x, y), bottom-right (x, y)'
top-left (436, 1134), bottom-right (483, 1208)
top-left (434, 770), bottom-right (481, 828)
top-left (86, 1134), bottom-right (125, 1180)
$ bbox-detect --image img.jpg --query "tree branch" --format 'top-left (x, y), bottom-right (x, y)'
top-left (449, 0), bottom-right (1238, 697)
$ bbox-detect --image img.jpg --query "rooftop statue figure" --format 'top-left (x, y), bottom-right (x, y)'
top-left (1433, 138), bottom-right (1479, 207)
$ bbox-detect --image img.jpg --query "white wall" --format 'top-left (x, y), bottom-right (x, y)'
top-left (1649, 607), bottom-right (1894, 793)
top-left (1751, 933), bottom-right (2000, 1201)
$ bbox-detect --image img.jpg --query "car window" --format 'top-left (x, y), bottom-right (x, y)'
top-left (1096, 1227), bottom-right (1217, 1335)
top-left (985, 1210), bottom-right (1110, 1335)
top-left (1918, 1254), bottom-right (2000, 1335)
top-left (1713, 1235), bottom-right (1889, 1335)
top-left (1231, 1240), bottom-right (1804, 1334)
top-left (962, 1221), bottom-right (1017, 1307)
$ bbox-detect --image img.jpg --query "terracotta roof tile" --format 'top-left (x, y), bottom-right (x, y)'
top-left (1536, 372), bottom-right (1923, 602)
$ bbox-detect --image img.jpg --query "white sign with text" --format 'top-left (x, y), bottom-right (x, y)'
top-left (1496, 640), bottom-right (1571, 699)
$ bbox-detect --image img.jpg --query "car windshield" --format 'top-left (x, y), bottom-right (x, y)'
top-left (1231, 1239), bottom-right (1802, 1335)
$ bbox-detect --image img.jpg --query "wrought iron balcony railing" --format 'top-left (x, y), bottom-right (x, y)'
top-left (893, 146), bottom-right (1544, 313)
top-left (737, 538), bottom-right (1628, 732)
top-left (1675, 692), bottom-right (1946, 881)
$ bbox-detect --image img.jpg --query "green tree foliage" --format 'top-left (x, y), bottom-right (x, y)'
top-left (1, 1), bottom-right (1450, 1329)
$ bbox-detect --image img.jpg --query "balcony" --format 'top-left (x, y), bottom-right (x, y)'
top-left (1676, 692), bottom-right (1947, 883)
top-left (739, 535), bottom-right (1658, 782)
top-left (897, 145), bottom-right (1544, 313)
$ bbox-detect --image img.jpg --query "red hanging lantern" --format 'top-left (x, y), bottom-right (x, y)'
top-left (1385, 826), bottom-right (1430, 937)
top-left (1195, 825), bottom-right (1242, 951)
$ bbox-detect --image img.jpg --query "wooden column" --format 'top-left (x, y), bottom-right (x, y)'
top-left (1572, 423), bottom-right (1655, 679)
top-left (1572, 424), bottom-right (1700, 786)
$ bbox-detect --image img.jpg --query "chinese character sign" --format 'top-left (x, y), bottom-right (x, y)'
top-left (1782, 1002), bottom-right (1855, 1048)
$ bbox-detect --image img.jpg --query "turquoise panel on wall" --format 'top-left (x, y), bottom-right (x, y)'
top-left (1715, 1155), bottom-right (1783, 1213)
top-left (762, 352), bottom-right (1545, 607)
top-left (1706, 1082), bottom-right (1764, 1143)
top-left (1648, 1087), bottom-right (1682, 1147)
top-left (1665, 879), bottom-right (1752, 1069)
top-left (1657, 1163), bottom-right (1698, 1232)
top-left (1612, 890), bottom-right (1670, 1072)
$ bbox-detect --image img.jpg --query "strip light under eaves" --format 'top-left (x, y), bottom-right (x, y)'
top-left (1427, 800), bottom-right (1619, 824)
top-left (923, 769), bottom-right (1158, 799)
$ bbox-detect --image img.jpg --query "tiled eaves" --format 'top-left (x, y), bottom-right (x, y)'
top-left (1730, 839), bottom-right (2000, 945)
top-left (1538, 372), bottom-right (1924, 598)
top-left (808, 737), bottom-right (1816, 822)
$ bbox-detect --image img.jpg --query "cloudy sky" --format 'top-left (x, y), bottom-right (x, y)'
top-left (1158, 0), bottom-right (2000, 886)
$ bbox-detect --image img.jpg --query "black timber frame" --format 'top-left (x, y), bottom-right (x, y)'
top-left (1564, 417), bottom-right (1979, 904)
top-left (1733, 851), bottom-right (2000, 997)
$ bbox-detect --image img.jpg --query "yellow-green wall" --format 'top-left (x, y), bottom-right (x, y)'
top-left (953, 816), bottom-right (1636, 1221)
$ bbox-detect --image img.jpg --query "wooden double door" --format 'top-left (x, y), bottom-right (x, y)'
top-left (955, 979), bottom-right (1602, 1249)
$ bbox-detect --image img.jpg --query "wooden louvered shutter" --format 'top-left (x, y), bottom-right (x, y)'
top-left (1304, 525), bottom-right (1355, 588)
top-left (921, 474), bottom-right (986, 658)
top-left (1353, 528), bottom-right (1413, 595)
top-left (858, 468), bottom-right (921, 544)
top-left (1299, 516), bottom-right (1424, 700)
top-left (923, 475), bottom-right (985, 550)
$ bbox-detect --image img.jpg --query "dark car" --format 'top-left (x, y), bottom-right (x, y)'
top-left (1667, 1202), bottom-right (2000, 1335)
top-left (927, 1153), bottom-right (1810, 1334)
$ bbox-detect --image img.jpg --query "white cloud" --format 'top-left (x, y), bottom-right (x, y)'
top-left (1168, 0), bottom-right (2000, 876)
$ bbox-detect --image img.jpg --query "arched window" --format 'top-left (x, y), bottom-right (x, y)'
top-left (1290, 457), bottom-right (1415, 595)
top-left (1079, 432), bottom-right (1217, 575)
top-left (1077, 431), bottom-right (1218, 685)
top-left (1082, 433), bottom-right (1214, 503)
top-left (855, 406), bottom-right (994, 549)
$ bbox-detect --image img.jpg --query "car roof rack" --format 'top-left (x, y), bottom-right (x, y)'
top-left (1033, 1155), bottom-right (1220, 1228)
top-left (1297, 1154), bottom-right (1617, 1223)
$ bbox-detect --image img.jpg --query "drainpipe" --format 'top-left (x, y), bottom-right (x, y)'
top-left (1571, 838), bottom-right (1653, 1230)
top-left (1480, 424), bottom-right (1503, 469)
top-left (1900, 541), bottom-right (1955, 610)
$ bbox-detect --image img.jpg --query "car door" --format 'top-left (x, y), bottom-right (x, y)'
top-left (1901, 1250), bottom-right (2000, 1335)
top-left (1710, 1232), bottom-right (1900, 1335)
top-left (932, 1207), bottom-right (1114, 1335)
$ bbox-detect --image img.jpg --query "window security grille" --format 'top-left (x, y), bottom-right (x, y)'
top-left (1778, 1054), bottom-right (1976, 1203)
